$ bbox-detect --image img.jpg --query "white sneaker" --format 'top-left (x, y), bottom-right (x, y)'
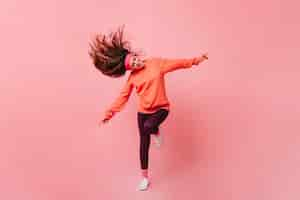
top-left (153, 131), bottom-right (163, 147)
top-left (136, 178), bottom-right (150, 191)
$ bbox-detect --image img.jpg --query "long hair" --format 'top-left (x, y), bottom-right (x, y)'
top-left (88, 25), bottom-right (135, 78)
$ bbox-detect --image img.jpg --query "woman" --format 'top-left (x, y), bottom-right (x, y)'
top-left (89, 25), bottom-right (208, 191)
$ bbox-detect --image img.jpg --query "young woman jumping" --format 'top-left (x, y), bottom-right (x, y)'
top-left (89, 25), bottom-right (208, 191)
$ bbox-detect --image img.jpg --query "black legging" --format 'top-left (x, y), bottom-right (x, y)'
top-left (137, 109), bottom-right (169, 169)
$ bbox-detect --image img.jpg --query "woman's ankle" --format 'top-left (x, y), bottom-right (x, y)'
top-left (141, 169), bottom-right (148, 178)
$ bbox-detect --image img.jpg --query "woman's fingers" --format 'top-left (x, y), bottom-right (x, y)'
top-left (99, 119), bottom-right (108, 127)
top-left (202, 52), bottom-right (208, 59)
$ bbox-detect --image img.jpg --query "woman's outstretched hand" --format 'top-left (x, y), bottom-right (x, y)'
top-left (193, 52), bottom-right (208, 66)
top-left (202, 52), bottom-right (208, 60)
top-left (99, 118), bottom-right (109, 127)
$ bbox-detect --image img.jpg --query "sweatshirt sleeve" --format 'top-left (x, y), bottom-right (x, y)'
top-left (103, 76), bottom-right (134, 120)
top-left (160, 57), bottom-right (199, 74)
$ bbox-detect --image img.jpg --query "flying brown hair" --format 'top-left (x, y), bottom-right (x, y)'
top-left (88, 25), bottom-right (135, 78)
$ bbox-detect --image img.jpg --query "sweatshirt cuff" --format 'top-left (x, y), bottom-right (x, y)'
top-left (104, 110), bottom-right (114, 120)
top-left (192, 57), bottom-right (200, 65)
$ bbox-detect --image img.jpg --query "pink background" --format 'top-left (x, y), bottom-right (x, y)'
top-left (1, 0), bottom-right (300, 199)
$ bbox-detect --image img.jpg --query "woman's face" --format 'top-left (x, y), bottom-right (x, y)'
top-left (129, 55), bottom-right (145, 70)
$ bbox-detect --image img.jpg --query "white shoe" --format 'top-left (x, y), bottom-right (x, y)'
top-left (136, 178), bottom-right (150, 191)
top-left (153, 131), bottom-right (163, 148)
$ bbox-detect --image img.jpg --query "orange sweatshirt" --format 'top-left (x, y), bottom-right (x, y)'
top-left (103, 56), bottom-right (203, 120)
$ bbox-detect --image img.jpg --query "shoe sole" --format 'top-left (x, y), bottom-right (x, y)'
top-left (136, 182), bottom-right (151, 191)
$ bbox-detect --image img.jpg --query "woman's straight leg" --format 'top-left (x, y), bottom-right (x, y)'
top-left (137, 109), bottom-right (169, 170)
top-left (138, 113), bottom-right (151, 170)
